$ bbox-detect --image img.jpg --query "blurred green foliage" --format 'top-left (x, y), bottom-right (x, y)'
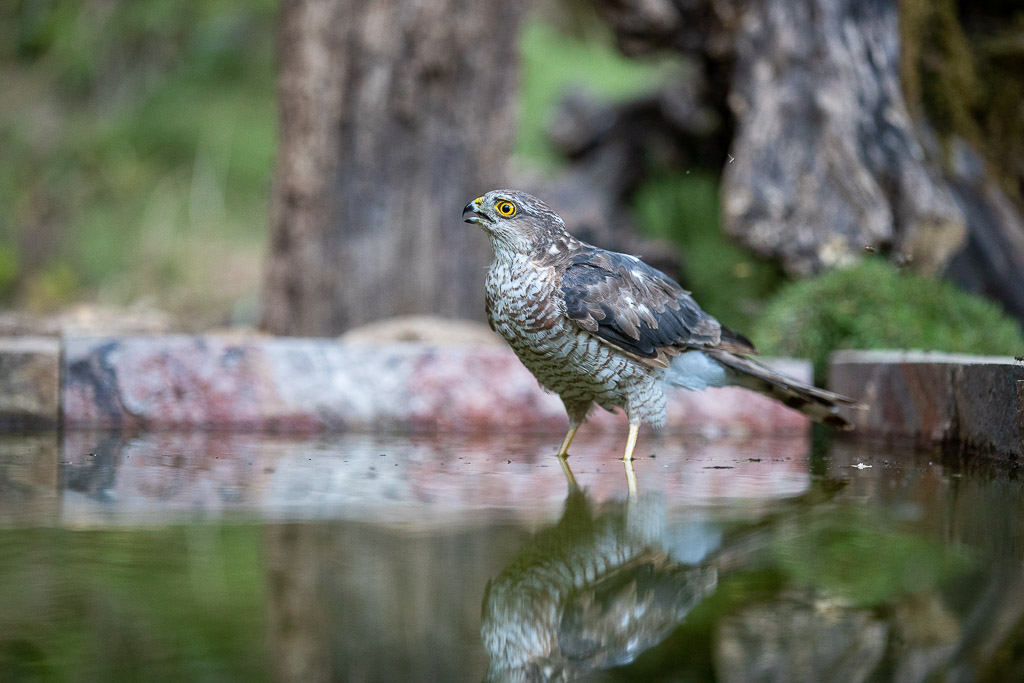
top-left (517, 20), bottom-right (671, 166)
top-left (1, 4), bottom-right (744, 328)
top-left (753, 258), bottom-right (1024, 380)
top-left (770, 510), bottom-right (972, 608)
top-left (0, 0), bottom-right (277, 321)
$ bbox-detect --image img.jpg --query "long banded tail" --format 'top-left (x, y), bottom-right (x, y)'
top-left (708, 351), bottom-right (860, 430)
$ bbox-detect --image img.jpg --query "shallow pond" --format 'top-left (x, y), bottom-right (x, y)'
top-left (0, 430), bottom-right (1021, 681)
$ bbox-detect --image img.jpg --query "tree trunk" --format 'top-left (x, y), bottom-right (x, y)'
top-left (261, 0), bottom-right (523, 336)
top-left (721, 0), bottom-right (966, 276)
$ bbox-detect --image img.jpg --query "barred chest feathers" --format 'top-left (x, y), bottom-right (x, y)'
top-left (484, 252), bottom-right (667, 424)
top-left (484, 253), bottom-right (563, 358)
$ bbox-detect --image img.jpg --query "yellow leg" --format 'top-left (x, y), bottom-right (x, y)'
top-left (622, 423), bottom-right (639, 497)
top-left (555, 423), bottom-right (581, 490)
top-left (555, 424), bottom-right (579, 458)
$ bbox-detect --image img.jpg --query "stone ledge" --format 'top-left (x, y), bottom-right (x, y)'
top-left (0, 337), bottom-right (61, 430)
top-left (60, 335), bottom-right (812, 435)
top-left (829, 350), bottom-right (1024, 460)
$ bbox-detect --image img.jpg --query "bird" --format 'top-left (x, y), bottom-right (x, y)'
top-left (481, 485), bottom-right (717, 681)
top-left (463, 189), bottom-right (858, 492)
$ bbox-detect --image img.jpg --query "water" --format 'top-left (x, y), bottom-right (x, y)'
top-left (0, 430), bottom-right (1021, 682)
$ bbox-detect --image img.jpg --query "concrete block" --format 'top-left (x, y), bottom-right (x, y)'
top-left (829, 350), bottom-right (1024, 460)
top-left (0, 337), bottom-right (61, 429)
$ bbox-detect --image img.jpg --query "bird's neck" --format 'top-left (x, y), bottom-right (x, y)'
top-left (487, 249), bottom-right (533, 283)
top-left (486, 229), bottom-right (534, 258)
top-left (486, 225), bottom-right (576, 266)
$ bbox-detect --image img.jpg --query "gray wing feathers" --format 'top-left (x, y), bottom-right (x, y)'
top-left (560, 249), bottom-right (748, 366)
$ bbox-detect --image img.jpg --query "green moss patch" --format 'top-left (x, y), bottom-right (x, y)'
top-left (753, 258), bottom-right (1024, 381)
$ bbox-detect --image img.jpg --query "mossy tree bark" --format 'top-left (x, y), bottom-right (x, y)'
top-left (588, 0), bottom-right (1024, 320)
top-left (722, 0), bottom-right (966, 276)
top-left (261, 0), bottom-right (523, 336)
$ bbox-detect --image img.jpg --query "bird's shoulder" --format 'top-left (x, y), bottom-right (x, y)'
top-left (552, 242), bottom-right (755, 367)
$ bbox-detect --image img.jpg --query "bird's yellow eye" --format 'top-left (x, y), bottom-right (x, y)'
top-left (495, 201), bottom-right (517, 217)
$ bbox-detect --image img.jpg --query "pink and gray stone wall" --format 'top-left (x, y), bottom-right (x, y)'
top-left (59, 336), bottom-right (811, 436)
top-left (2, 334), bottom-right (1021, 461)
top-left (0, 334), bottom-right (812, 436)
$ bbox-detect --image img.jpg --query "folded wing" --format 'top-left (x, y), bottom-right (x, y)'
top-left (559, 248), bottom-right (755, 368)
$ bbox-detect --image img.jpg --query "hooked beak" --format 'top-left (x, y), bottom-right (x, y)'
top-left (462, 197), bottom-right (490, 224)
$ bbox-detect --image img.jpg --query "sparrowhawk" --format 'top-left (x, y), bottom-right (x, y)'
top-left (463, 189), bottom-right (856, 492)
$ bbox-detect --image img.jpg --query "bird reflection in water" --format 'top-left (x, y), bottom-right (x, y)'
top-left (481, 460), bottom-right (717, 682)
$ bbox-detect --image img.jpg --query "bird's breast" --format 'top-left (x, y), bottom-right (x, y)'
top-left (485, 257), bottom-right (634, 389)
top-left (485, 257), bottom-right (563, 348)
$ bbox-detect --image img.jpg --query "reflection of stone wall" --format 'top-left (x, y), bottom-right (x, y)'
top-left (828, 439), bottom-right (1024, 563)
top-left (0, 434), bottom-right (59, 526)
top-left (264, 522), bottom-right (527, 682)
top-left (819, 439), bottom-right (1024, 679)
top-left (60, 431), bottom-right (272, 525)
top-left (3, 428), bottom-right (1021, 678)
top-left (713, 581), bottom-right (973, 682)
top-left (56, 432), bottom-right (812, 525)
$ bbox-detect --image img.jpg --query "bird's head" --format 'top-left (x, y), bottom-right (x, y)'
top-left (463, 189), bottom-right (569, 256)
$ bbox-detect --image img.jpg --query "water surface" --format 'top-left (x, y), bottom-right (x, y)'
top-left (0, 430), bottom-right (1021, 681)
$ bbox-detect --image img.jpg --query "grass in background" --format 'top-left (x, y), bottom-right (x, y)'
top-left (0, 0), bottom-right (277, 324)
top-left (16, 1), bottom-right (1015, 365)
